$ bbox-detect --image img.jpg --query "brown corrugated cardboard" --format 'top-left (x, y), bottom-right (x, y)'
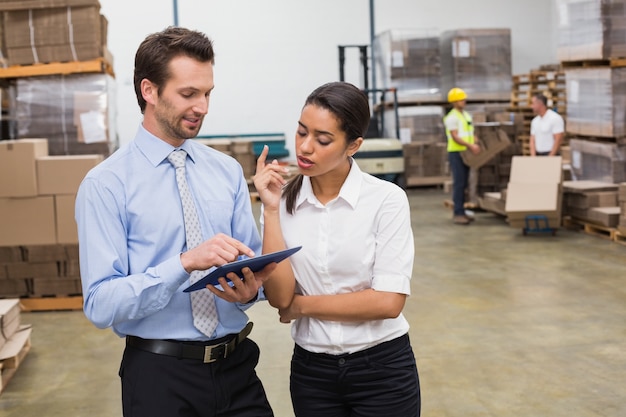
top-left (505, 156), bottom-right (563, 229)
top-left (0, 0), bottom-right (100, 11)
top-left (0, 196), bottom-right (56, 245)
top-left (505, 182), bottom-right (562, 219)
top-left (587, 207), bottom-right (621, 228)
top-left (55, 194), bottom-right (78, 244)
top-left (6, 261), bottom-right (59, 279)
top-left (2, 4), bottom-right (106, 65)
top-left (0, 139), bottom-right (49, 197)
top-left (562, 180), bottom-right (619, 193)
top-left (461, 123), bottom-right (511, 169)
top-left (0, 279), bottom-right (29, 298)
top-left (21, 245), bottom-right (67, 262)
top-left (0, 299), bottom-right (21, 349)
top-left (36, 154), bottom-right (102, 195)
top-left (564, 191), bottom-right (618, 209)
top-left (509, 156), bottom-right (563, 183)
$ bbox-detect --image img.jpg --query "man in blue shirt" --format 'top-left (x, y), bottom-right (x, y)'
top-left (75, 27), bottom-right (275, 417)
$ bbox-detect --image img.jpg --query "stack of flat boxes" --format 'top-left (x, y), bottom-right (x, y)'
top-left (557, 0), bottom-right (626, 190)
top-left (375, 29), bottom-right (442, 102)
top-left (440, 28), bottom-right (512, 102)
top-left (0, 139), bottom-right (102, 298)
top-left (0, 0), bottom-right (108, 66)
top-left (0, 0), bottom-right (117, 157)
top-left (562, 181), bottom-right (620, 227)
top-left (0, 297), bottom-right (31, 395)
top-left (619, 183), bottom-right (626, 234)
top-left (402, 142), bottom-right (448, 186)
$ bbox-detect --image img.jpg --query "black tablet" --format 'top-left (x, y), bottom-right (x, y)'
top-left (183, 246), bottom-right (302, 292)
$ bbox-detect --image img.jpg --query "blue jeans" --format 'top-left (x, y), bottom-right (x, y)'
top-left (448, 151), bottom-right (469, 216)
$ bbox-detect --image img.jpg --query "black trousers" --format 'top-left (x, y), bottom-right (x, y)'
top-left (120, 338), bottom-right (273, 417)
top-left (290, 334), bottom-right (420, 417)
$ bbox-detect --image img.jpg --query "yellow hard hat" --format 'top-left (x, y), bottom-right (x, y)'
top-left (447, 87), bottom-right (467, 103)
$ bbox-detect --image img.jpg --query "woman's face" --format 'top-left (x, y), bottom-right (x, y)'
top-left (295, 104), bottom-right (361, 178)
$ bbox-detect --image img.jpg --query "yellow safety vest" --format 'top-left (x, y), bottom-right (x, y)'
top-left (444, 108), bottom-right (475, 152)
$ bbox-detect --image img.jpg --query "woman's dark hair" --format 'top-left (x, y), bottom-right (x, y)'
top-left (133, 26), bottom-right (215, 114)
top-left (283, 82), bottom-right (371, 214)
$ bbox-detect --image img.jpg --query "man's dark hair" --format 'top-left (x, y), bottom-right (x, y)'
top-left (133, 26), bottom-right (215, 113)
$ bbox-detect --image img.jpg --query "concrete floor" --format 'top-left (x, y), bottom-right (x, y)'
top-left (1, 188), bottom-right (625, 417)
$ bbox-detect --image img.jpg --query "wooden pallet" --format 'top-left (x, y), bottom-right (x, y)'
top-left (561, 57), bottom-right (626, 68)
top-left (613, 231), bottom-right (626, 246)
top-left (19, 296), bottom-right (83, 312)
top-left (443, 199), bottom-right (478, 210)
top-left (0, 327), bottom-right (32, 395)
top-left (0, 57), bottom-right (114, 79)
top-left (562, 217), bottom-right (617, 240)
top-left (406, 175), bottom-right (451, 188)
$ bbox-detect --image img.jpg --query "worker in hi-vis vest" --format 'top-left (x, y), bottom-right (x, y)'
top-left (444, 87), bottom-right (481, 225)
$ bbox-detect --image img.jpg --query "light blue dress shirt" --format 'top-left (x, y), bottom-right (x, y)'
top-left (75, 125), bottom-right (263, 341)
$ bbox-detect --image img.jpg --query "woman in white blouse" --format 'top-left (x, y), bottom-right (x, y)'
top-left (254, 81), bottom-right (420, 417)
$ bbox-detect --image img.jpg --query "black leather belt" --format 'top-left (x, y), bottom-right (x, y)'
top-left (126, 322), bottom-right (253, 363)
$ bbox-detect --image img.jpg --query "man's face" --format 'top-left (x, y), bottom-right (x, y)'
top-left (531, 96), bottom-right (544, 115)
top-left (150, 55), bottom-right (214, 145)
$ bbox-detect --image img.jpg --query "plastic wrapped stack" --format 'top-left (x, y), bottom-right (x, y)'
top-left (568, 138), bottom-right (626, 183)
top-left (382, 105), bottom-right (445, 143)
top-left (440, 28), bottom-right (512, 101)
top-left (374, 29), bottom-right (442, 102)
top-left (564, 67), bottom-right (626, 139)
top-left (556, 0), bottom-right (626, 62)
top-left (15, 73), bottom-right (117, 156)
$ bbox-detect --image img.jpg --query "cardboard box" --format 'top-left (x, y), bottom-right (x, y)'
top-left (568, 138), bottom-right (626, 183)
top-left (55, 194), bottom-right (78, 244)
top-left (36, 154), bottom-right (102, 195)
top-left (564, 191), bottom-right (618, 209)
top-left (505, 156), bottom-right (563, 229)
top-left (587, 206), bottom-right (621, 227)
top-left (0, 196), bottom-right (56, 245)
top-left (0, 139), bottom-right (49, 197)
top-left (461, 123), bottom-right (511, 168)
top-left (563, 180), bottom-right (619, 193)
top-left (509, 156), bottom-right (563, 183)
top-left (0, 299), bottom-right (21, 350)
top-left (478, 192), bottom-right (506, 216)
top-left (1, 4), bottom-right (106, 66)
top-left (505, 182), bottom-right (562, 220)
top-left (0, 279), bottom-right (29, 298)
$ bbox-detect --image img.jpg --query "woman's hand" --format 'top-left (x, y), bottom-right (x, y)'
top-left (252, 145), bottom-right (288, 211)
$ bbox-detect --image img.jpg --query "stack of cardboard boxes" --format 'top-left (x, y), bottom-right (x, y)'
top-left (0, 0), bottom-right (109, 66)
top-left (375, 29), bottom-right (442, 102)
top-left (0, 298), bottom-right (31, 395)
top-left (0, 138), bottom-right (101, 298)
top-left (562, 180), bottom-right (620, 228)
top-left (0, 0), bottom-right (117, 157)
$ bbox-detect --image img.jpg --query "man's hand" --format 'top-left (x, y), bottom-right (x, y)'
top-left (207, 263), bottom-right (278, 304)
top-left (180, 233), bottom-right (255, 274)
top-left (469, 143), bottom-right (481, 155)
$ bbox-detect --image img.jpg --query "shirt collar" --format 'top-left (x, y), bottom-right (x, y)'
top-left (135, 124), bottom-right (198, 167)
top-left (295, 158), bottom-right (363, 209)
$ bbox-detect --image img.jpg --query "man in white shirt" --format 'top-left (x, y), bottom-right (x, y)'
top-left (530, 93), bottom-right (564, 156)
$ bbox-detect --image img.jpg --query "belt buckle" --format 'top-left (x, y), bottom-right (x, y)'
top-left (203, 343), bottom-right (226, 363)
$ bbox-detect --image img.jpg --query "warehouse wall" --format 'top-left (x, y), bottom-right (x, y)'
top-left (98, 0), bottom-right (557, 153)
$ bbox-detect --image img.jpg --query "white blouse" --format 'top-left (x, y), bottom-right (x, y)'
top-left (271, 161), bottom-right (414, 354)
